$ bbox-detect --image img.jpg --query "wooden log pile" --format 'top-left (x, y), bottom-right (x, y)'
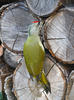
top-left (0, 0), bottom-right (74, 100)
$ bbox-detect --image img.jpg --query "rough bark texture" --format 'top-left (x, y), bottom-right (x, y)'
top-left (13, 58), bottom-right (66, 100)
top-left (0, 57), bottom-right (14, 91)
top-left (26, 0), bottom-right (63, 17)
top-left (4, 75), bottom-right (17, 100)
top-left (0, 2), bottom-right (38, 54)
top-left (45, 8), bottom-right (74, 64)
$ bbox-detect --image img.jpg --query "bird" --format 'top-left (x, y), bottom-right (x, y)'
top-left (23, 21), bottom-right (51, 94)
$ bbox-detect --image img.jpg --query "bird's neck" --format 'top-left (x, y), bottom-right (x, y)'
top-left (28, 33), bottom-right (39, 37)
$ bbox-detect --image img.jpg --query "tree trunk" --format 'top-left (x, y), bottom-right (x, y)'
top-left (26, 0), bottom-right (63, 17)
top-left (44, 7), bottom-right (74, 64)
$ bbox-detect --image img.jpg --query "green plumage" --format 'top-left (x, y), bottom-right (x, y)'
top-left (23, 34), bottom-right (45, 76)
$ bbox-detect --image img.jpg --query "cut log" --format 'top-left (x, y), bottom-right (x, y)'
top-left (43, 55), bottom-right (54, 75)
top-left (13, 58), bottom-right (66, 100)
top-left (68, 71), bottom-right (74, 100)
top-left (0, 57), bottom-right (14, 91)
top-left (46, 64), bottom-right (66, 100)
top-left (26, 0), bottom-right (63, 17)
top-left (65, 71), bottom-right (74, 100)
top-left (45, 8), bottom-right (74, 64)
top-left (3, 49), bottom-right (23, 68)
top-left (4, 75), bottom-right (17, 100)
top-left (0, 2), bottom-right (38, 54)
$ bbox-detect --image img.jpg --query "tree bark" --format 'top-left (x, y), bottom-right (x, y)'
top-left (0, 56), bottom-right (14, 91)
top-left (4, 75), bottom-right (17, 100)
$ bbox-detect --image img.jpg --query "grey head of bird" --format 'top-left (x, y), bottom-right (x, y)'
top-left (28, 22), bottom-right (43, 36)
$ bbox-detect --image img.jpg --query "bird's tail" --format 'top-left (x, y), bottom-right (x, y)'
top-left (37, 72), bottom-right (51, 94)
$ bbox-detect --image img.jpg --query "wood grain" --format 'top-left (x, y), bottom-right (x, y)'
top-left (13, 58), bottom-right (66, 100)
top-left (26, 0), bottom-right (63, 17)
top-left (65, 71), bottom-right (74, 100)
top-left (3, 49), bottom-right (23, 68)
top-left (45, 8), bottom-right (74, 64)
top-left (0, 2), bottom-right (38, 54)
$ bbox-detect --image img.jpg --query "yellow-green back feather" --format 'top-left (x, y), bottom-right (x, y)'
top-left (23, 34), bottom-right (45, 77)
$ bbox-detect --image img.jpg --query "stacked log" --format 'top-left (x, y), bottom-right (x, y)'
top-left (0, 1), bottom-right (74, 100)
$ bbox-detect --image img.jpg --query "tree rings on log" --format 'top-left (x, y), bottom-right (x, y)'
top-left (26, 0), bottom-right (63, 17)
top-left (4, 75), bottom-right (17, 100)
top-left (13, 58), bottom-right (66, 100)
top-left (3, 49), bottom-right (23, 68)
top-left (45, 8), bottom-right (74, 64)
top-left (1, 2), bottom-right (38, 54)
top-left (43, 55), bottom-right (54, 75)
top-left (46, 64), bottom-right (66, 100)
